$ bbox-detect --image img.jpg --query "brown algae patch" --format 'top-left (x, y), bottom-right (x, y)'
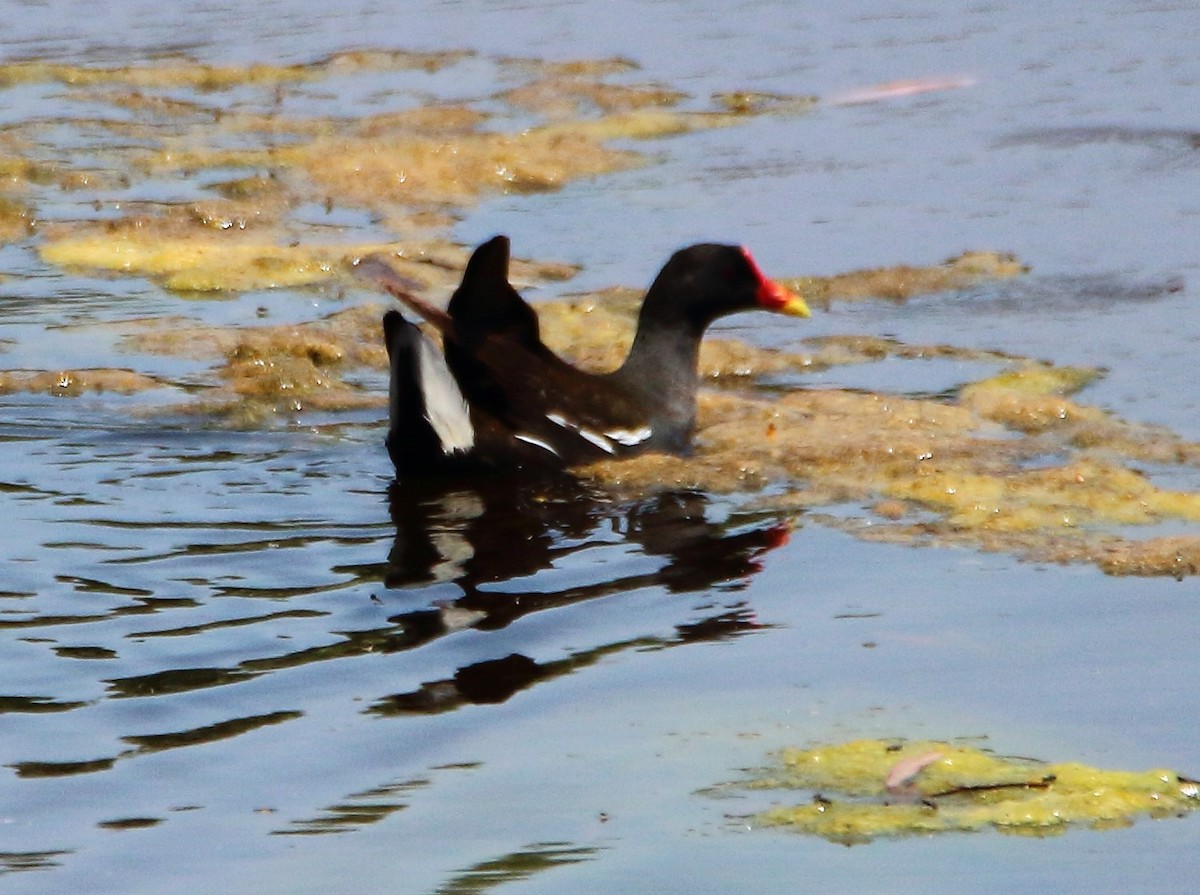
top-left (0, 368), bottom-right (165, 396)
top-left (714, 91), bottom-right (820, 116)
top-left (32, 242), bottom-right (1200, 577)
top-left (298, 123), bottom-right (642, 211)
top-left (739, 739), bottom-right (1199, 843)
top-left (0, 49), bottom-right (472, 92)
top-left (122, 304), bottom-right (390, 422)
top-left (784, 250), bottom-right (1029, 308)
top-left (498, 76), bottom-right (687, 119)
top-left (41, 201), bottom-right (579, 294)
top-left (0, 196), bottom-right (33, 243)
top-left (9, 51), bottom-right (1200, 575)
top-left (556, 280), bottom-right (1200, 576)
top-left (27, 54), bottom-right (792, 290)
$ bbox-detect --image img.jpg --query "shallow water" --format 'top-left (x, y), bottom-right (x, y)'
top-left (3, 2), bottom-right (1200, 893)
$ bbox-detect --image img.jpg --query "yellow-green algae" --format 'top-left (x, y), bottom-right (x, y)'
top-left (9, 51), bottom-right (1200, 577)
top-left (534, 278), bottom-right (1200, 577)
top-left (26, 54), bottom-right (789, 290)
top-left (124, 304), bottom-right (389, 424)
top-left (0, 368), bottom-right (164, 396)
top-left (42, 233), bottom-right (412, 293)
top-left (23, 244), bottom-right (1200, 577)
top-left (0, 49), bottom-right (471, 91)
top-left (0, 195), bottom-right (33, 244)
top-left (39, 216), bottom-right (578, 294)
top-left (784, 250), bottom-right (1030, 308)
top-left (743, 739), bottom-right (1198, 844)
top-left (498, 75), bottom-right (687, 119)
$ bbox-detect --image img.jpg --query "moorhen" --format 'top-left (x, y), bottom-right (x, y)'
top-left (364, 236), bottom-right (810, 476)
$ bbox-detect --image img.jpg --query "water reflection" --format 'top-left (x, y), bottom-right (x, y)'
top-left (370, 609), bottom-right (766, 719)
top-left (3, 447), bottom-right (788, 795)
top-left (387, 477), bottom-right (787, 597)
top-left (280, 478), bottom-right (789, 836)
top-left (0, 850), bottom-right (70, 874)
top-left (43, 470), bottom-right (791, 724)
top-left (375, 478), bottom-right (787, 716)
top-left (1, 384), bottom-right (790, 852)
top-left (428, 842), bottom-right (603, 894)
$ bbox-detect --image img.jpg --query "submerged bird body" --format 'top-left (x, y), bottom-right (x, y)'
top-left (370, 236), bottom-right (809, 477)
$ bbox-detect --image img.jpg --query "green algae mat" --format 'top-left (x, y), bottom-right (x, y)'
top-left (5, 52), bottom-right (1200, 577)
top-left (736, 739), bottom-right (1199, 844)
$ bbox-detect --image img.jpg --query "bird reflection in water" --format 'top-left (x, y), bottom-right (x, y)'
top-left (374, 476), bottom-right (790, 717)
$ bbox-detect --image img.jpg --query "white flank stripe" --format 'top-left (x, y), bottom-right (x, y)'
top-left (577, 428), bottom-right (616, 454)
top-left (604, 426), bottom-right (652, 446)
top-left (545, 409), bottom-right (646, 453)
top-left (515, 433), bottom-right (560, 456)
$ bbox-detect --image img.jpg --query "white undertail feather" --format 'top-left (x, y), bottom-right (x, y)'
top-left (416, 335), bottom-right (475, 454)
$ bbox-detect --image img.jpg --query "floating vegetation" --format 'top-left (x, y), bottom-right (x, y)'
top-left (20, 242), bottom-right (1200, 576)
top-left (0, 196), bottom-right (33, 243)
top-left (714, 91), bottom-right (819, 116)
top-left (123, 304), bottom-right (388, 424)
top-left (783, 250), bottom-right (1029, 307)
top-left (551, 271), bottom-right (1200, 577)
top-left (20, 52), bottom-right (779, 292)
top-left (737, 739), bottom-right (1199, 844)
top-left (42, 233), bottom-right (393, 293)
top-left (0, 49), bottom-right (472, 91)
top-left (0, 367), bottom-right (165, 396)
top-left (498, 74), bottom-right (687, 119)
top-left (6, 50), bottom-right (1200, 576)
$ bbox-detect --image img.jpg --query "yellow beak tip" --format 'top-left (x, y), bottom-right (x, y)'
top-left (783, 296), bottom-right (812, 318)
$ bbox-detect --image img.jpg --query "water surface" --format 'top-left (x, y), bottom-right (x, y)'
top-left (3, 2), bottom-right (1200, 893)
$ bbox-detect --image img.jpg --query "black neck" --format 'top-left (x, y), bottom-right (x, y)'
top-left (611, 301), bottom-right (708, 431)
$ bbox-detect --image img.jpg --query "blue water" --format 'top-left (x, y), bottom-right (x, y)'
top-left (2, 2), bottom-right (1200, 893)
